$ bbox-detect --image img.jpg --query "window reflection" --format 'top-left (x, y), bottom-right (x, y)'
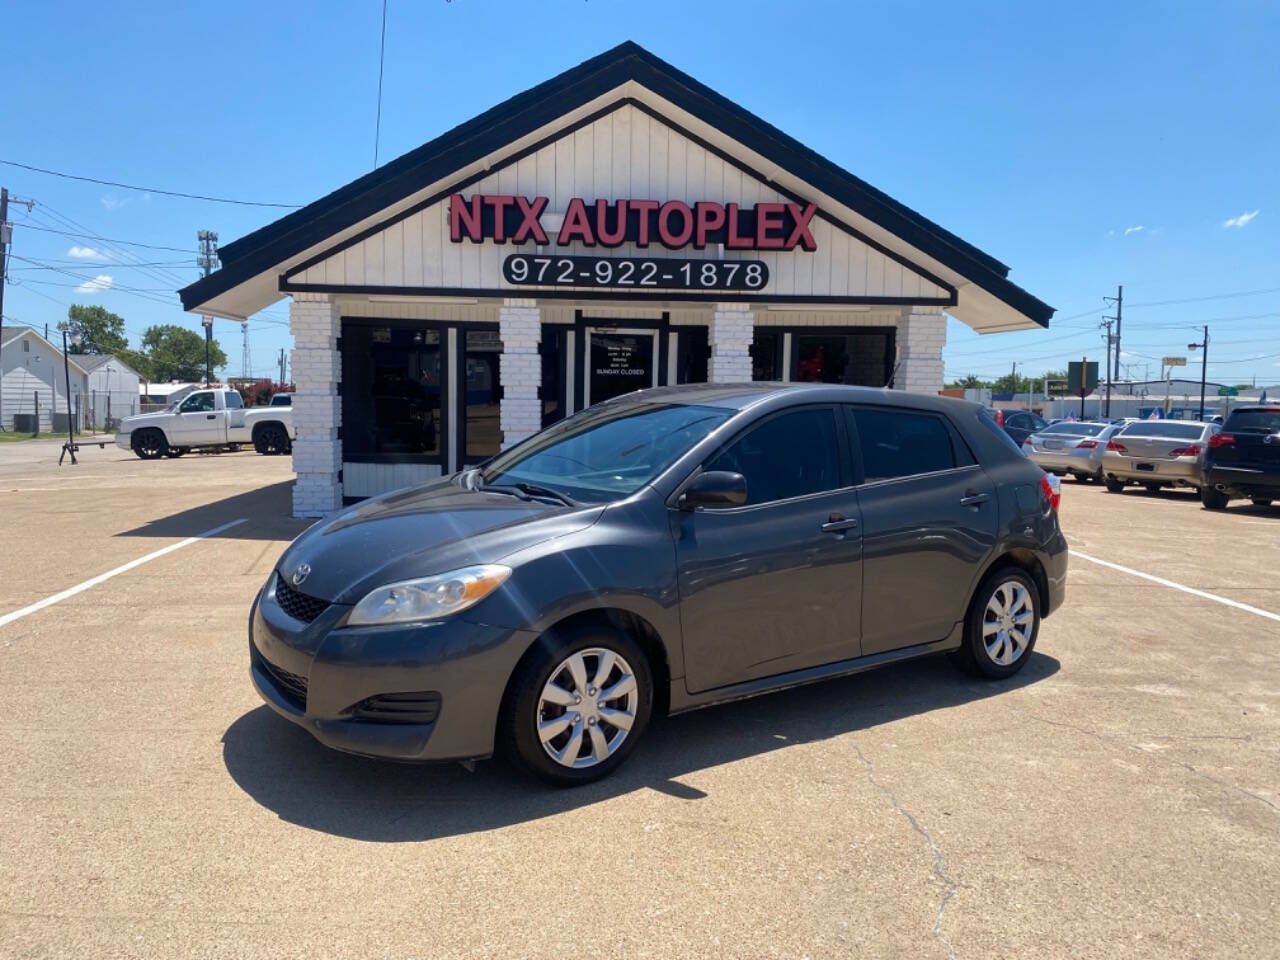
top-left (342, 325), bottom-right (442, 459)
top-left (465, 329), bottom-right (502, 460)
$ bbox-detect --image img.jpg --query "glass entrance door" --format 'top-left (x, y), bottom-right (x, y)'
top-left (583, 327), bottom-right (659, 406)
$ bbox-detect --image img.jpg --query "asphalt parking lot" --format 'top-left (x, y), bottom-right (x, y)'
top-left (1, 443), bottom-right (1277, 959)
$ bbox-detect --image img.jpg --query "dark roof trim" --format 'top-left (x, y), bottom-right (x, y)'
top-left (181, 41), bottom-right (1052, 326)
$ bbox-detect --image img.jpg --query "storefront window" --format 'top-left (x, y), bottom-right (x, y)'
top-left (341, 325), bottom-right (443, 460)
top-left (588, 331), bottom-right (656, 404)
top-left (793, 331), bottom-right (893, 387)
top-left (540, 326), bottom-right (568, 427)
top-left (675, 327), bottom-right (709, 384)
top-left (751, 330), bottom-right (783, 381)
top-left (464, 329), bottom-right (502, 461)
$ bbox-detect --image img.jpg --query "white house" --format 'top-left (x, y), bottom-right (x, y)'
top-left (178, 42), bottom-right (1054, 517)
top-left (75, 353), bottom-right (143, 428)
top-left (0, 325), bottom-right (90, 433)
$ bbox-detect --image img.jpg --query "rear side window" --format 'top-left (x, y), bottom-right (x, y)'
top-left (978, 408), bottom-right (1024, 454)
top-left (853, 408), bottom-right (960, 481)
top-left (224, 391), bottom-right (243, 409)
top-left (1119, 421), bottom-right (1205, 440)
top-left (705, 408), bottom-right (841, 505)
top-left (1224, 409), bottom-right (1280, 433)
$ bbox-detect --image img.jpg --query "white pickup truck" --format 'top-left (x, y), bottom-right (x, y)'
top-left (115, 387), bottom-right (295, 459)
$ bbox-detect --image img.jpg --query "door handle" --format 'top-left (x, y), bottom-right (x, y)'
top-left (960, 491), bottom-right (990, 507)
top-left (206, 414), bottom-right (217, 419)
top-left (821, 515), bottom-right (859, 533)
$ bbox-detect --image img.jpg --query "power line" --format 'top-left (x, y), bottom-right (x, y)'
top-left (17, 222), bottom-right (194, 253)
top-left (374, 0), bottom-right (389, 169)
top-left (0, 159), bottom-right (301, 209)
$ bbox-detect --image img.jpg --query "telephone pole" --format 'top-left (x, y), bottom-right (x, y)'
top-left (1188, 326), bottom-right (1209, 420)
top-left (1100, 318), bottom-right (1114, 417)
top-left (240, 320), bottom-right (251, 381)
top-left (197, 230), bottom-right (218, 385)
top-left (1103, 285), bottom-right (1123, 383)
top-left (0, 187), bottom-right (36, 433)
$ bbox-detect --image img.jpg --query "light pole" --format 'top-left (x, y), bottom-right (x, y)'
top-left (1187, 325), bottom-right (1209, 420)
top-left (59, 328), bottom-right (82, 465)
top-left (202, 316), bottom-right (213, 386)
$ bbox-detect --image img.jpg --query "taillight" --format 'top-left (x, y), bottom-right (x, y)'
top-left (1077, 439), bottom-right (1098, 449)
top-left (1040, 473), bottom-right (1061, 512)
top-left (1168, 445), bottom-right (1201, 457)
top-left (1106, 440), bottom-right (1127, 453)
top-left (1207, 433), bottom-right (1234, 448)
top-left (995, 410), bottom-right (1005, 425)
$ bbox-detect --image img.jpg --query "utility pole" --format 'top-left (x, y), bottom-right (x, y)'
top-left (0, 187), bottom-right (36, 433)
top-left (278, 347), bottom-right (287, 385)
top-left (197, 230), bottom-right (218, 386)
top-left (1100, 318), bottom-right (1114, 417)
top-left (1103, 285), bottom-right (1123, 383)
top-left (1188, 325), bottom-right (1209, 420)
top-left (240, 320), bottom-right (251, 381)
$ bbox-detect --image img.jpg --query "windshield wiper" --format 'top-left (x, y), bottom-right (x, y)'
top-left (476, 481), bottom-right (578, 507)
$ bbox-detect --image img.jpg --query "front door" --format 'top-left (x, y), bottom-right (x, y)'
top-left (174, 391), bottom-right (223, 446)
top-left (584, 327), bottom-right (659, 406)
top-left (675, 406), bottom-right (863, 693)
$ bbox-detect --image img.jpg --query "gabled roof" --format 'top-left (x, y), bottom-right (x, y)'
top-left (180, 41), bottom-right (1052, 328)
top-left (0, 325), bottom-right (92, 375)
top-left (74, 352), bottom-right (143, 379)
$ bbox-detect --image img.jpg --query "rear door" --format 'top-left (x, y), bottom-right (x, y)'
top-left (849, 405), bottom-right (1000, 655)
top-left (675, 405), bottom-right (864, 693)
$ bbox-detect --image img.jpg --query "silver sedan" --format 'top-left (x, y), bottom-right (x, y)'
top-left (1023, 421), bottom-right (1121, 483)
top-left (1102, 420), bottom-right (1218, 493)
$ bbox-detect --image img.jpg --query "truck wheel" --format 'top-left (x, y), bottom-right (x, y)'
top-left (132, 429), bottom-right (167, 460)
top-left (253, 424), bottom-right (289, 455)
top-left (1201, 486), bottom-right (1229, 510)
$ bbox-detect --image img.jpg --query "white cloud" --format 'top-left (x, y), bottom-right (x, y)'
top-left (74, 274), bottom-right (113, 294)
top-left (66, 245), bottom-right (104, 259)
top-left (1106, 229), bottom-right (1116, 237)
top-left (1223, 209), bottom-right (1260, 228)
top-left (1124, 225), bottom-right (1145, 236)
top-left (99, 193), bottom-right (131, 211)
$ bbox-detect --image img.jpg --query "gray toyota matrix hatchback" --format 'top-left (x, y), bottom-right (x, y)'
top-left (251, 384), bottom-right (1067, 785)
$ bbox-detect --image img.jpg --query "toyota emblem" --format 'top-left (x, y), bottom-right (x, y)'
top-left (291, 563), bottom-right (312, 587)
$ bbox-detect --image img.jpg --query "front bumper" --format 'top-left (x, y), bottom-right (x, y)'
top-left (249, 577), bottom-right (539, 761)
top-left (114, 433), bottom-right (132, 451)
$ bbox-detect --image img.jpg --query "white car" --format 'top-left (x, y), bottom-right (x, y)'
top-left (115, 387), bottom-right (295, 459)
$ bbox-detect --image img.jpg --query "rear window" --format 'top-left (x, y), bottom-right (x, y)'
top-left (224, 391), bottom-right (243, 410)
top-left (1119, 422), bottom-right (1205, 440)
top-left (853, 408), bottom-right (960, 481)
top-left (978, 408), bottom-right (1024, 454)
top-left (1224, 409), bottom-right (1280, 433)
top-left (1045, 423), bottom-right (1106, 437)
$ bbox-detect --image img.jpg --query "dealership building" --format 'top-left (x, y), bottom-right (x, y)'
top-left (181, 42), bottom-right (1053, 517)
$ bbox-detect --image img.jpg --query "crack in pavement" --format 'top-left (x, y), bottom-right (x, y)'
top-left (852, 743), bottom-right (958, 960)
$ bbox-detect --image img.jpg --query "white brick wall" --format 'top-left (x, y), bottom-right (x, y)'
top-left (289, 296), bottom-right (343, 517)
top-left (710, 304), bottom-right (754, 383)
top-left (499, 300), bottom-right (542, 448)
top-left (893, 308), bottom-right (947, 395)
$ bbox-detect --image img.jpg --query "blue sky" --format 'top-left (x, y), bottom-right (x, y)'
top-left (4, 0), bottom-right (1277, 385)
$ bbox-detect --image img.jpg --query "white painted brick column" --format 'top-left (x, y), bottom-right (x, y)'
top-left (893, 307), bottom-right (947, 395)
top-left (289, 294), bottom-right (343, 517)
top-left (710, 303), bottom-right (754, 382)
top-left (499, 298), bottom-right (541, 448)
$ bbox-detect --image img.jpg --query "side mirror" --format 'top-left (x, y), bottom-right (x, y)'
top-left (678, 470), bottom-right (748, 511)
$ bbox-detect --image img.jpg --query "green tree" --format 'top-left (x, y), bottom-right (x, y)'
top-left (59, 304), bottom-right (128, 355)
top-left (140, 324), bottom-right (227, 382)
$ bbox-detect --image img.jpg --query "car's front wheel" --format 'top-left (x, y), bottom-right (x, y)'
top-left (953, 565), bottom-right (1040, 679)
top-left (500, 626), bottom-right (653, 786)
top-left (1104, 477), bottom-right (1125, 493)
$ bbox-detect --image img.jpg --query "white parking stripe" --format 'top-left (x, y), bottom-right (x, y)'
top-left (1072, 550), bottom-right (1280, 624)
top-left (0, 518), bottom-right (246, 629)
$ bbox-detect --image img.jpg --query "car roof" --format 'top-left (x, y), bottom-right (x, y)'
top-left (623, 382), bottom-right (984, 415)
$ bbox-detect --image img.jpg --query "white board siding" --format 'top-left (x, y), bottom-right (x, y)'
top-left (291, 104), bottom-right (949, 304)
top-left (342, 461), bottom-right (442, 499)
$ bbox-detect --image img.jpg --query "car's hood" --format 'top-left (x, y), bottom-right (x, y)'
top-left (277, 475), bottom-right (603, 604)
top-left (120, 411), bottom-right (171, 428)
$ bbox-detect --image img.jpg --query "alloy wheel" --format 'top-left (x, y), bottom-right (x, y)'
top-left (537, 647), bottom-right (638, 769)
top-left (982, 581), bottom-right (1034, 666)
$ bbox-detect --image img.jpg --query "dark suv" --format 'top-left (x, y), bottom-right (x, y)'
top-left (1201, 405), bottom-right (1280, 509)
top-left (250, 384), bottom-right (1067, 785)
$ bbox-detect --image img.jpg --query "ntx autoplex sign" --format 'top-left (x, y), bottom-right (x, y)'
top-left (449, 194), bottom-right (819, 251)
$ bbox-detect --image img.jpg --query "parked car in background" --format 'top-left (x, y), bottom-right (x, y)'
top-left (1101, 420), bottom-right (1217, 494)
top-left (1200, 405), bottom-right (1280, 509)
top-left (989, 408), bottom-right (1048, 447)
top-left (1022, 421), bottom-right (1121, 483)
top-left (269, 393), bottom-right (293, 407)
top-left (250, 384), bottom-right (1067, 785)
top-left (115, 387), bottom-right (295, 459)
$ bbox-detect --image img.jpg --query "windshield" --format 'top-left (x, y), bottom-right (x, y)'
top-left (1224, 409), bottom-right (1280, 433)
top-left (1043, 422), bottom-right (1106, 437)
top-left (481, 401), bottom-right (734, 504)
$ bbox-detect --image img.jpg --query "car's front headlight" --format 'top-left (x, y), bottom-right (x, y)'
top-left (346, 564), bottom-right (511, 626)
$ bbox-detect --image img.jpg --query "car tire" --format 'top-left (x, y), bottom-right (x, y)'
top-left (1104, 477), bottom-right (1125, 493)
top-left (952, 565), bottom-right (1040, 680)
top-left (499, 624), bottom-right (654, 787)
top-left (253, 424), bottom-right (290, 456)
top-left (163, 447), bottom-right (187, 458)
top-left (1251, 497), bottom-right (1273, 507)
top-left (1201, 486), bottom-right (1229, 510)
top-left (131, 429), bottom-right (167, 460)
top-left (1090, 468), bottom-right (1104, 484)
top-left (1144, 483), bottom-right (1162, 494)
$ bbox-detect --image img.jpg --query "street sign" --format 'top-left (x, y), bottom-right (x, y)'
top-left (1217, 385), bottom-right (1238, 397)
top-left (1162, 356), bottom-right (1187, 367)
top-left (1067, 361), bottom-right (1099, 398)
top-left (1046, 379), bottom-right (1069, 397)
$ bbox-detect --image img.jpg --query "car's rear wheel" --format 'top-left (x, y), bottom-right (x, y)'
top-left (131, 429), bottom-right (166, 460)
top-left (1251, 497), bottom-right (1273, 507)
top-left (1201, 486), bottom-right (1229, 510)
top-left (953, 565), bottom-right (1039, 679)
top-left (500, 625), bottom-right (653, 786)
top-left (1144, 482), bottom-right (1162, 494)
top-left (1104, 477), bottom-right (1125, 493)
top-left (253, 424), bottom-right (290, 455)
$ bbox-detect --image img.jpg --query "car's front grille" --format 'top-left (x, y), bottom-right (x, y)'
top-left (258, 654), bottom-right (308, 710)
top-left (346, 691), bottom-right (442, 725)
top-left (274, 573), bottom-right (329, 623)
